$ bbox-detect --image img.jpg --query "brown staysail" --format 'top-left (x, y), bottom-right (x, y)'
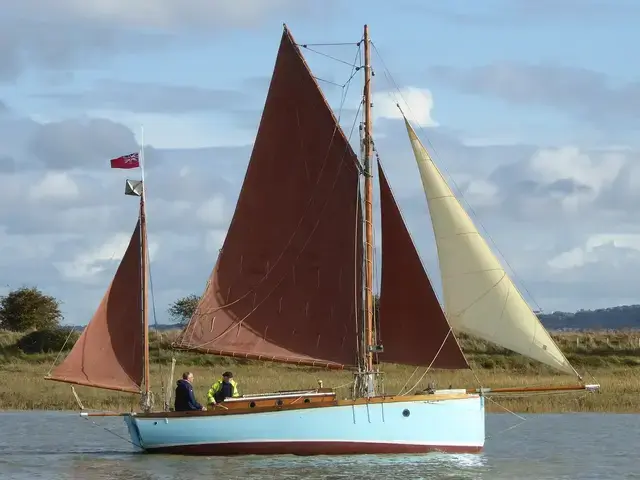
top-left (377, 162), bottom-right (469, 369)
top-left (47, 217), bottom-right (145, 393)
top-left (175, 27), bottom-right (363, 368)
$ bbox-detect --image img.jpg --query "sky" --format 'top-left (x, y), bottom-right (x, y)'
top-left (2, 0), bottom-right (640, 326)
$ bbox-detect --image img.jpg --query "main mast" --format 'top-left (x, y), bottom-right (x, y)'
top-left (361, 24), bottom-right (376, 396)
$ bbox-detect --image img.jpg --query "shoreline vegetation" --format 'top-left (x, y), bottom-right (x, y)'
top-left (1, 329), bottom-right (639, 413)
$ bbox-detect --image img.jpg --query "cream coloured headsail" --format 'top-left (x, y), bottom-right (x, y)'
top-left (403, 117), bottom-right (578, 377)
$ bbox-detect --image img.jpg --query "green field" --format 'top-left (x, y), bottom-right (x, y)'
top-left (1, 329), bottom-right (639, 413)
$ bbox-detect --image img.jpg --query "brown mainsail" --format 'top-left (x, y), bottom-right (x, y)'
top-left (47, 215), bottom-right (145, 393)
top-left (175, 27), bottom-right (364, 368)
top-left (377, 162), bottom-right (469, 369)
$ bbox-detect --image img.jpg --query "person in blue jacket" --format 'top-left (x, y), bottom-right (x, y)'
top-left (174, 372), bottom-right (207, 411)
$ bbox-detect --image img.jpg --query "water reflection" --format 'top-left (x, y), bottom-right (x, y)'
top-left (68, 456), bottom-right (155, 480)
top-left (61, 453), bottom-right (492, 480)
top-left (1, 412), bottom-right (639, 479)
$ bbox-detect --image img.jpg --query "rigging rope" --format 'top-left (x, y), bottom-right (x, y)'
top-left (480, 390), bottom-right (593, 441)
top-left (81, 416), bottom-right (141, 449)
top-left (297, 42), bottom-right (359, 47)
top-left (398, 329), bottom-right (454, 395)
top-left (314, 77), bottom-right (346, 88)
top-left (46, 325), bottom-right (78, 375)
top-left (483, 396), bottom-right (528, 440)
top-left (299, 45), bottom-right (361, 67)
top-left (147, 263), bottom-right (167, 403)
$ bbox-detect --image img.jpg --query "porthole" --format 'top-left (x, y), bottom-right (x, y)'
top-left (276, 399), bottom-right (283, 406)
top-left (249, 401), bottom-right (256, 408)
top-left (402, 409), bottom-right (410, 418)
top-left (304, 398), bottom-right (311, 403)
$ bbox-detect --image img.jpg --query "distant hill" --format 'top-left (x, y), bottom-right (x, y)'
top-left (152, 323), bottom-right (183, 331)
top-left (538, 304), bottom-right (640, 331)
top-left (62, 304), bottom-right (640, 332)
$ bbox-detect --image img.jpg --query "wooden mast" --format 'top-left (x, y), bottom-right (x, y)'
top-left (140, 186), bottom-right (151, 409)
top-left (362, 24), bottom-right (375, 384)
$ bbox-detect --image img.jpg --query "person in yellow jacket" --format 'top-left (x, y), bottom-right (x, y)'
top-left (207, 371), bottom-right (240, 405)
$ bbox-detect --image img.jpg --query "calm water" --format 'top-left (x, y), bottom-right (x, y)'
top-left (0, 411), bottom-right (637, 479)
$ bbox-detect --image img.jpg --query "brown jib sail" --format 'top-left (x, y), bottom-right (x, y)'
top-left (175, 27), bottom-right (364, 368)
top-left (47, 216), bottom-right (145, 393)
top-left (376, 162), bottom-right (469, 369)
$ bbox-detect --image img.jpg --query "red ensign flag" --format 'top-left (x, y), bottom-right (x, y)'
top-left (110, 152), bottom-right (140, 169)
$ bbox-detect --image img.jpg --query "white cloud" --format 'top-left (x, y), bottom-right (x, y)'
top-left (55, 231), bottom-right (159, 281)
top-left (205, 229), bottom-right (227, 255)
top-left (547, 247), bottom-right (587, 271)
top-left (373, 87), bottom-right (438, 127)
top-left (3, 120), bottom-right (640, 320)
top-left (0, 1), bottom-right (331, 84)
top-left (549, 234), bottom-right (640, 270)
top-left (4, 15), bottom-right (640, 322)
top-left (0, 228), bottom-right (74, 266)
top-left (530, 146), bottom-right (623, 193)
top-left (463, 178), bottom-right (499, 208)
top-left (196, 194), bottom-right (226, 226)
top-left (461, 136), bottom-right (522, 147)
top-left (28, 172), bottom-right (79, 202)
top-left (30, 0), bottom-right (314, 29)
top-left (530, 147), bottom-right (624, 213)
top-left (488, 145), bottom-right (628, 218)
top-left (88, 110), bottom-right (253, 149)
top-left (148, 199), bottom-right (192, 221)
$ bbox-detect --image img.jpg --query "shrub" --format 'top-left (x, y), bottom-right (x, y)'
top-left (16, 327), bottom-right (79, 354)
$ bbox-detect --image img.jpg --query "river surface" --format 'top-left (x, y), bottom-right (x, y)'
top-left (0, 411), bottom-right (637, 479)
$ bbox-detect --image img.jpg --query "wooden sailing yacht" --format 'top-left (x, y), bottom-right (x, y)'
top-left (45, 24), bottom-right (599, 455)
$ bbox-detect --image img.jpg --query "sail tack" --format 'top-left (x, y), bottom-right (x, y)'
top-left (403, 118), bottom-right (576, 376)
top-left (48, 219), bottom-right (145, 393)
top-left (175, 27), bottom-right (363, 368)
top-left (377, 163), bottom-right (469, 369)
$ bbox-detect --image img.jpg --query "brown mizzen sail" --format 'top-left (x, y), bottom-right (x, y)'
top-left (175, 27), bottom-right (363, 368)
top-left (377, 162), bottom-right (469, 369)
top-left (47, 217), bottom-right (145, 393)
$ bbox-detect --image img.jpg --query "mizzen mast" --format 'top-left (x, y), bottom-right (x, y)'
top-left (140, 192), bottom-right (151, 410)
top-left (138, 132), bottom-right (151, 413)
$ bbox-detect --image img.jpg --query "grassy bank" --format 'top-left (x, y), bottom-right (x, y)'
top-left (1, 329), bottom-right (639, 413)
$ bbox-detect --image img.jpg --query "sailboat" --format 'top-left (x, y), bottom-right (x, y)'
top-left (45, 24), bottom-right (599, 455)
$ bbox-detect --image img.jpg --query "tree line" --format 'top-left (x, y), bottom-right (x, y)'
top-left (4, 286), bottom-right (640, 341)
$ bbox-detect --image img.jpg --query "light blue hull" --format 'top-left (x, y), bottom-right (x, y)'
top-left (123, 394), bottom-right (485, 456)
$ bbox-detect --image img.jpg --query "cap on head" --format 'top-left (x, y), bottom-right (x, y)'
top-left (222, 371), bottom-right (233, 378)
